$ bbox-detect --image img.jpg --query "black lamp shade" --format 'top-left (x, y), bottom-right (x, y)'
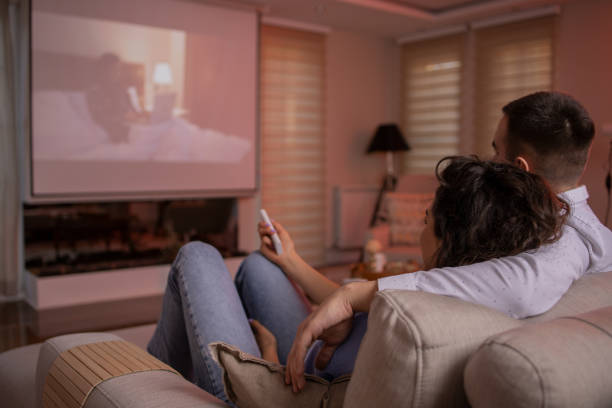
top-left (366, 124), bottom-right (410, 153)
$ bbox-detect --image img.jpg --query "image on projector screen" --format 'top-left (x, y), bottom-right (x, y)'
top-left (30, 0), bottom-right (257, 196)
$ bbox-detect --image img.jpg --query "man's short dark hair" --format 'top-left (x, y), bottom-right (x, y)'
top-left (502, 91), bottom-right (595, 186)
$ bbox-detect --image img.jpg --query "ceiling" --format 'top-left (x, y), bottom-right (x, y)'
top-left (394, 0), bottom-right (498, 12)
top-left (235, 0), bottom-right (570, 38)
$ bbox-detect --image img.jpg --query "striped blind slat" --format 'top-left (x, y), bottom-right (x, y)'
top-left (262, 61), bottom-right (323, 75)
top-left (479, 51), bottom-right (553, 67)
top-left (261, 179), bottom-right (323, 188)
top-left (261, 87), bottom-right (323, 98)
top-left (261, 174), bottom-right (323, 184)
top-left (264, 205), bottom-right (326, 215)
top-left (262, 130), bottom-right (322, 138)
top-left (402, 34), bottom-right (464, 174)
top-left (261, 24), bottom-right (326, 266)
top-left (474, 16), bottom-right (555, 156)
top-left (261, 102), bottom-right (322, 114)
top-left (408, 72), bottom-right (462, 87)
top-left (483, 68), bottom-right (552, 83)
top-left (260, 192), bottom-right (325, 202)
top-left (263, 125), bottom-right (323, 134)
top-left (262, 151), bottom-right (322, 161)
top-left (408, 112), bottom-right (461, 123)
top-left (404, 98), bottom-right (460, 111)
top-left (262, 118), bottom-right (323, 128)
top-left (261, 53), bottom-right (323, 67)
top-left (261, 76), bottom-right (323, 89)
top-left (408, 135), bottom-right (458, 144)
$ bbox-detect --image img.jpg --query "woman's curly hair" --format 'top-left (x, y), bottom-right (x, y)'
top-left (431, 156), bottom-right (569, 268)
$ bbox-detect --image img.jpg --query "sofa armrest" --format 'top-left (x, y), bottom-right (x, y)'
top-left (343, 290), bottom-right (521, 408)
top-left (465, 306), bottom-right (612, 408)
top-left (0, 343), bottom-right (41, 408)
top-left (35, 332), bottom-right (227, 408)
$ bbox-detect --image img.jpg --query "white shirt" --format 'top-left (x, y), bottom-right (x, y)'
top-left (377, 186), bottom-right (612, 319)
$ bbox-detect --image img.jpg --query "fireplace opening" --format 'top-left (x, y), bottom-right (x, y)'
top-left (24, 198), bottom-right (243, 277)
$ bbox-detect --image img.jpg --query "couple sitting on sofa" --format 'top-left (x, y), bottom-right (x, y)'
top-left (147, 92), bottom-right (612, 403)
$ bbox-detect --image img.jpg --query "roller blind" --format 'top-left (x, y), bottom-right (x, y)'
top-left (474, 16), bottom-right (555, 156)
top-left (401, 34), bottom-right (464, 174)
top-left (260, 25), bottom-right (326, 266)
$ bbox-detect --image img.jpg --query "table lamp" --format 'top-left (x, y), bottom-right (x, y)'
top-left (367, 123), bottom-right (411, 226)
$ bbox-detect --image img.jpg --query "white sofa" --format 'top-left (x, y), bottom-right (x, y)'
top-left (1, 271), bottom-right (611, 408)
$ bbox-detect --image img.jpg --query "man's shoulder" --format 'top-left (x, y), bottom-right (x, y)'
top-left (566, 194), bottom-right (611, 238)
top-left (563, 192), bottom-right (612, 272)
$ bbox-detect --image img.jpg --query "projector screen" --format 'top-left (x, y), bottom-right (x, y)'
top-left (30, 0), bottom-right (257, 199)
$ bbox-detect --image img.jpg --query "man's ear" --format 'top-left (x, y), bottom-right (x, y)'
top-left (514, 156), bottom-right (531, 172)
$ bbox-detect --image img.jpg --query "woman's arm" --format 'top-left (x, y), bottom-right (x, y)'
top-left (285, 280), bottom-right (378, 392)
top-left (259, 220), bottom-right (339, 304)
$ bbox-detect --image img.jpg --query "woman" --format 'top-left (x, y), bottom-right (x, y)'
top-left (147, 156), bottom-right (567, 401)
top-left (287, 155), bottom-right (569, 387)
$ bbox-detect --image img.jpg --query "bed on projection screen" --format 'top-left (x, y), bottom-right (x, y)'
top-left (29, 0), bottom-right (257, 199)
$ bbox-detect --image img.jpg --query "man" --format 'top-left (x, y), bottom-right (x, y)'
top-left (283, 91), bottom-right (612, 391)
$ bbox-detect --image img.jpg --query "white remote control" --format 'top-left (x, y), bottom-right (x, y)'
top-left (260, 209), bottom-right (283, 255)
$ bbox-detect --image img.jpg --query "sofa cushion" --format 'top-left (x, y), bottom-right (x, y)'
top-left (0, 343), bottom-right (41, 408)
top-left (464, 306), bottom-right (612, 408)
top-left (85, 370), bottom-right (227, 408)
top-left (210, 342), bottom-right (349, 408)
top-left (343, 271), bottom-right (612, 407)
top-left (343, 290), bottom-right (521, 408)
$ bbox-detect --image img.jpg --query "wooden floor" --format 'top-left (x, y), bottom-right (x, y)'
top-left (0, 295), bottom-right (163, 353)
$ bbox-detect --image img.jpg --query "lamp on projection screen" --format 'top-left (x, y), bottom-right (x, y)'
top-left (29, 0), bottom-right (257, 200)
top-left (153, 62), bottom-right (173, 86)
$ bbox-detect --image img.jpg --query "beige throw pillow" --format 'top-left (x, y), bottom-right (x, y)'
top-left (209, 342), bottom-right (350, 408)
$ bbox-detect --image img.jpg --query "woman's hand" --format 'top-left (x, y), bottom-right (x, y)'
top-left (258, 218), bottom-right (339, 305)
top-left (284, 281), bottom-right (378, 392)
top-left (250, 319), bottom-right (280, 364)
top-left (258, 220), bottom-right (296, 268)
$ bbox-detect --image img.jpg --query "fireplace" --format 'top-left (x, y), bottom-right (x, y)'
top-left (24, 198), bottom-right (243, 277)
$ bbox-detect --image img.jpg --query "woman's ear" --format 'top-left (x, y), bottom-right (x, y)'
top-left (514, 156), bottom-right (531, 172)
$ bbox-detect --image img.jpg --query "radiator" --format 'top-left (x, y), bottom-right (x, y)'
top-left (333, 185), bottom-right (379, 249)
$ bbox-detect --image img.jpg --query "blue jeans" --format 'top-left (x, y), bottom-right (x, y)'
top-left (147, 242), bottom-right (311, 403)
top-left (147, 242), bottom-right (367, 403)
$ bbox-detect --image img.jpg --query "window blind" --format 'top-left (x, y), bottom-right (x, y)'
top-left (474, 16), bottom-right (555, 156)
top-left (401, 34), bottom-right (464, 174)
top-left (260, 25), bottom-right (326, 266)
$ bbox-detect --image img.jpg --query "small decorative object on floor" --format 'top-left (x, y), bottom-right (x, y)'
top-left (364, 239), bottom-right (386, 273)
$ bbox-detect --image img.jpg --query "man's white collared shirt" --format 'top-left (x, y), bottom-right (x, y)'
top-left (377, 186), bottom-right (612, 318)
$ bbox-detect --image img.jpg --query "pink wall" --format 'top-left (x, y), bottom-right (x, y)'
top-left (556, 0), bottom-right (612, 223)
top-left (323, 1), bottom-right (612, 254)
top-left (325, 30), bottom-right (401, 247)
